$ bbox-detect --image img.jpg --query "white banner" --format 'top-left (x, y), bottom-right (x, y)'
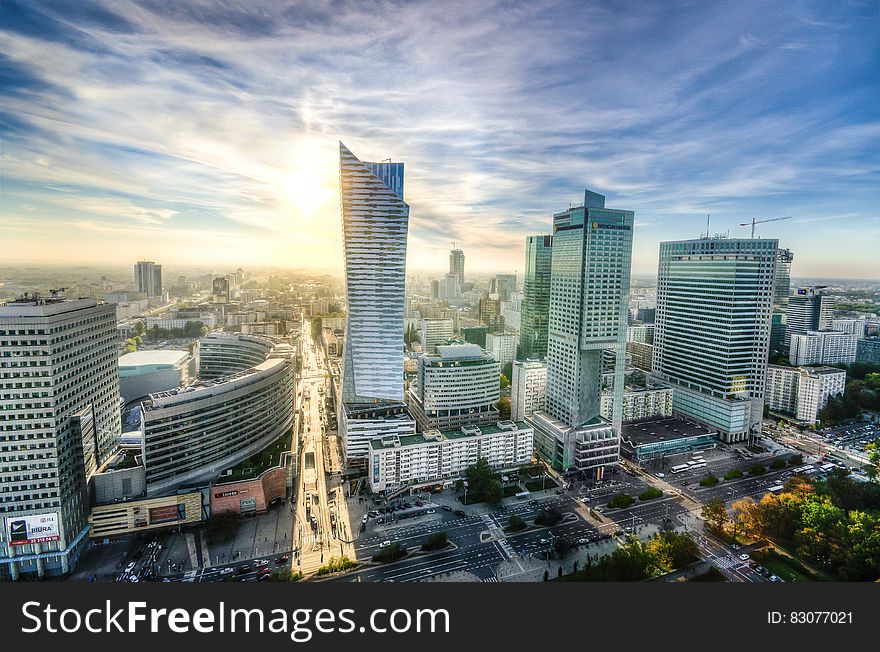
top-left (5, 512), bottom-right (60, 546)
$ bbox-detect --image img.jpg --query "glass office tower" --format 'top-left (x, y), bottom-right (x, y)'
top-left (519, 234), bottom-right (553, 360)
top-left (529, 190), bottom-right (633, 477)
top-left (652, 237), bottom-right (778, 443)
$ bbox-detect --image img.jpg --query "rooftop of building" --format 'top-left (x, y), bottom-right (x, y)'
top-left (431, 343), bottom-right (490, 361)
top-left (370, 420), bottom-right (531, 450)
top-left (118, 349), bottom-right (191, 368)
top-left (0, 296), bottom-right (102, 317)
top-left (621, 417), bottom-right (717, 447)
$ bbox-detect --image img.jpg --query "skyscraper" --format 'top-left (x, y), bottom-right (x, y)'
top-left (0, 297), bottom-right (121, 580)
top-left (770, 248), bottom-right (793, 357)
top-left (652, 237), bottom-right (777, 443)
top-left (134, 260), bottom-right (163, 298)
top-left (449, 247), bottom-right (465, 283)
top-left (785, 287), bottom-right (834, 349)
top-left (519, 234), bottom-right (552, 360)
top-left (337, 142), bottom-right (416, 467)
top-left (338, 142), bottom-right (409, 404)
top-left (529, 190), bottom-right (633, 477)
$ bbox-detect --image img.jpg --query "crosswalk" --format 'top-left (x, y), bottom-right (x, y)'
top-left (482, 577), bottom-right (498, 582)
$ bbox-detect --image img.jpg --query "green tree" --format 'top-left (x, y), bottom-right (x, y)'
top-left (508, 514), bottom-right (526, 532)
top-left (701, 500), bottom-right (728, 533)
top-left (422, 531), bottom-right (449, 551)
top-left (499, 373), bottom-right (510, 389)
top-left (554, 536), bottom-right (571, 558)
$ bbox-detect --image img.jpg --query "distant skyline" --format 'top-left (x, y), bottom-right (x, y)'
top-left (1, 1), bottom-right (878, 279)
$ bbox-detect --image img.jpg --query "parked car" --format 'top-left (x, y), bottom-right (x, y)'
top-left (769, 575), bottom-right (782, 582)
top-left (426, 508), bottom-right (436, 514)
top-left (739, 553), bottom-right (750, 561)
top-left (379, 540), bottom-right (392, 548)
top-left (275, 556), bottom-right (289, 564)
top-left (441, 505), bottom-right (452, 512)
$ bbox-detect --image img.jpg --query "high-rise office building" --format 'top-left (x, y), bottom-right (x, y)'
top-left (785, 287), bottom-right (833, 349)
top-left (337, 142), bottom-right (415, 466)
top-left (765, 365), bottom-right (846, 424)
top-left (478, 296), bottom-right (503, 331)
top-left (519, 235), bottom-right (552, 360)
top-left (529, 190), bottom-right (633, 477)
top-left (134, 260), bottom-right (163, 298)
top-left (490, 274), bottom-right (517, 301)
top-left (449, 247), bottom-right (465, 283)
top-left (338, 142), bottom-right (409, 404)
top-left (770, 248), bottom-right (793, 357)
top-left (0, 297), bottom-right (121, 580)
top-left (652, 237), bottom-right (777, 443)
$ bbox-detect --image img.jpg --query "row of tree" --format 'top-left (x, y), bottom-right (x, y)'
top-left (702, 471), bottom-right (880, 581)
top-left (558, 531), bottom-right (699, 581)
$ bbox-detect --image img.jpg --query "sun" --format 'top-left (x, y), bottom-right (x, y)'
top-left (282, 169), bottom-right (331, 218)
top-left (277, 138), bottom-right (336, 221)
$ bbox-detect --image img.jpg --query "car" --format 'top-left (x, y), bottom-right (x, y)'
top-left (368, 510), bottom-right (379, 517)
top-left (220, 567), bottom-right (234, 575)
top-left (656, 472), bottom-right (665, 478)
top-left (769, 575), bottom-right (782, 582)
top-left (426, 509), bottom-right (436, 514)
top-left (454, 510), bottom-right (465, 517)
top-left (236, 565), bottom-right (252, 575)
top-left (680, 480), bottom-right (689, 485)
top-left (361, 514), bottom-right (368, 524)
top-left (129, 576), bottom-right (139, 583)
top-left (554, 488), bottom-right (565, 495)
top-left (377, 517), bottom-right (385, 524)
top-left (739, 553), bottom-right (750, 561)
top-left (275, 556), bottom-right (289, 564)
top-left (359, 523), bottom-right (366, 533)
top-left (528, 499), bottom-right (539, 506)
top-left (441, 505), bottom-right (452, 512)
top-left (415, 501), bottom-right (424, 507)
top-left (257, 567), bottom-right (272, 576)
top-left (578, 537), bottom-right (588, 544)
top-left (255, 559), bottom-right (269, 566)
top-left (125, 562), bottom-right (137, 573)
top-left (379, 540), bottom-right (392, 548)
top-left (539, 538), bottom-right (549, 545)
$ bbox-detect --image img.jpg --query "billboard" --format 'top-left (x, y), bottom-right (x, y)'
top-left (148, 504), bottom-right (184, 525)
top-left (5, 513), bottom-right (60, 546)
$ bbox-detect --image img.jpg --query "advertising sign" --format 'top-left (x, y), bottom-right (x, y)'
top-left (5, 512), bottom-right (60, 546)
top-left (148, 505), bottom-right (182, 525)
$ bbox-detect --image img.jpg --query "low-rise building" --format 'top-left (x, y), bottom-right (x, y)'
top-left (765, 364), bottom-right (847, 424)
top-left (600, 386), bottom-right (673, 422)
top-left (619, 417), bottom-right (718, 464)
top-left (367, 420), bottom-right (534, 493)
top-left (789, 330), bottom-right (858, 366)
top-left (117, 349), bottom-right (197, 403)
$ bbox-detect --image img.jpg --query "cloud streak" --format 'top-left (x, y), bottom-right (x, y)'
top-left (1, 0), bottom-right (878, 278)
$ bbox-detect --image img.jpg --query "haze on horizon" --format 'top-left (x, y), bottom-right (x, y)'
top-left (1, 1), bottom-right (878, 280)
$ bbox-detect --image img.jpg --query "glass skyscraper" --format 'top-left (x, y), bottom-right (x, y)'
top-left (519, 234), bottom-right (552, 360)
top-left (770, 248), bottom-right (793, 358)
top-left (339, 142), bottom-right (409, 404)
top-left (529, 190), bottom-right (633, 477)
top-left (652, 237), bottom-right (778, 443)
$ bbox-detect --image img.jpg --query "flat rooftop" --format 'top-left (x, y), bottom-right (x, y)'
top-left (118, 349), bottom-right (190, 368)
top-left (621, 417), bottom-right (717, 447)
top-left (435, 343), bottom-right (485, 359)
top-left (370, 420), bottom-right (531, 451)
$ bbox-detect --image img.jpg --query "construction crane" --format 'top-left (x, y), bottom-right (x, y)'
top-left (740, 216), bottom-right (791, 238)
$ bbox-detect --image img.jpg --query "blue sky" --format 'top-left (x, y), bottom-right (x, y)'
top-left (1, 0), bottom-right (878, 278)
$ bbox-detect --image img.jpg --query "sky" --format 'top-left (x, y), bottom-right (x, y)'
top-left (1, 0), bottom-right (878, 279)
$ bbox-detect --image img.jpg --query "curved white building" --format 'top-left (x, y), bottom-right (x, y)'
top-left (198, 331), bottom-right (292, 378)
top-left (142, 333), bottom-right (295, 495)
top-left (408, 344), bottom-right (500, 431)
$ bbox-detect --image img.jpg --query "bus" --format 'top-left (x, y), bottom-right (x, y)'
top-left (515, 491), bottom-right (530, 500)
top-left (690, 462), bottom-right (707, 470)
top-left (768, 484), bottom-right (784, 493)
top-left (671, 464), bottom-right (691, 474)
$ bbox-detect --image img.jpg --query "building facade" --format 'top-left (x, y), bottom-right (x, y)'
top-left (856, 337), bottom-right (880, 364)
top-left (789, 330), bottom-right (858, 366)
top-left (486, 331), bottom-right (518, 366)
top-left (529, 190), bottom-right (633, 477)
top-left (0, 298), bottom-right (121, 580)
top-left (134, 261), bottom-right (163, 298)
top-left (770, 248), bottom-right (794, 357)
top-left (652, 237), bottom-right (777, 443)
top-left (118, 349), bottom-right (196, 403)
top-left (766, 365), bottom-right (847, 424)
top-left (785, 287), bottom-right (833, 349)
top-left (519, 234), bottom-right (552, 360)
top-left (408, 344), bottom-right (500, 431)
top-left (421, 318), bottom-right (454, 355)
top-left (600, 386), bottom-right (673, 422)
top-left (368, 421), bottom-right (534, 493)
top-left (511, 359), bottom-right (547, 422)
top-left (141, 354), bottom-right (295, 496)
